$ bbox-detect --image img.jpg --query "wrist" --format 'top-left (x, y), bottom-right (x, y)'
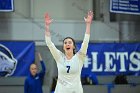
top-left (86, 23), bottom-right (91, 26)
top-left (46, 26), bottom-right (49, 31)
top-left (46, 25), bottom-right (49, 29)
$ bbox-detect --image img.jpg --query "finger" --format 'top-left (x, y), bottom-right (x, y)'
top-left (84, 17), bottom-right (86, 21)
top-left (89, 11), bottom-right (93, 15)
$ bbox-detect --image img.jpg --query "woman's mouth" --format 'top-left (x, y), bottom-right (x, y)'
top-left (66, 48), bottom-right (70, 50)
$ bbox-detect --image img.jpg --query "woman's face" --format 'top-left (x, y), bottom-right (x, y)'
top-left (30, 64), bottom-right (37, 76)
top-left (63, 38), bottom-right (75, 54)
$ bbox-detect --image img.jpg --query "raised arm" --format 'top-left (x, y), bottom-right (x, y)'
top-left (44, 13), bottom-right (62, 62)
top-left (45, 13), bottom-right (52, 37)
top-left (37, 52), bottom-right (46, 79)
top-left (38, 52), bottom-right (46, 72)
top-left (78, 11), bottom-right (93, 60)
top-left (84, 11), bottom-right (93, 35)
top-left (38, 52), bottom-right (43, 61)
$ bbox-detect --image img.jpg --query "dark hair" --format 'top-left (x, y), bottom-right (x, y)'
top-left (63, 37), bottom-right (77, 54)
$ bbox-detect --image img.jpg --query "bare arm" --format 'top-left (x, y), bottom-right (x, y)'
top-left (84, 11), bottom-right (93, 35)
top-left (45, 13), bottom-right (52, 37)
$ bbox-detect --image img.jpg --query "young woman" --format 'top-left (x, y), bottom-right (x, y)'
top-left (24, 52), bottom-right (46, 93)
top-left (45, 11), bottom-right (93, 93)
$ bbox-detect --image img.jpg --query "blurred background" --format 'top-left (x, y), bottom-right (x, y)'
top-left (0, 0), bottom-right (140, 93)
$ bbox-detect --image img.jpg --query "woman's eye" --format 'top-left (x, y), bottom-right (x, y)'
top-left (69, 41), bottom-right (72, 44)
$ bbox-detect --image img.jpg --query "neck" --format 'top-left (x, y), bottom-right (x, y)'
top-left (65, 52), bottom-right (74, 60)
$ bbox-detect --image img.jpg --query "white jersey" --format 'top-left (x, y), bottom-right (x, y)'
top-left (45, 34), bottom-right (90, 93)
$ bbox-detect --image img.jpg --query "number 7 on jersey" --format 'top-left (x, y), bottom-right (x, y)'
top-left (66, 66), bottom-right (70, 73)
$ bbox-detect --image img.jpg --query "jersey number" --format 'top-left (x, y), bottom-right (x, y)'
top-left (66, 66), bottom-right (70, 73)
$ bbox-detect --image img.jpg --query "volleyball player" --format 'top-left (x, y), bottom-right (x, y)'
top-left (45, 11), bottom-right (93, 93)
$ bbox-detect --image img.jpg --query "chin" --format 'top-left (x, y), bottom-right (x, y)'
top-left (64, 49), bottom-right (73, 53)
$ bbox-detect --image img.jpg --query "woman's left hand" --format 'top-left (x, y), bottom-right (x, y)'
top-left (84, 11), bottom-right (94, 24)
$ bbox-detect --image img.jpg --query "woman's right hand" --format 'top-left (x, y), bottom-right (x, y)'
top-left (45, 13), bottom-right (53, 36)
top-left (45, 13), bottom-right (53, 26)
top-left (84, 11), bottom-right (93, 25)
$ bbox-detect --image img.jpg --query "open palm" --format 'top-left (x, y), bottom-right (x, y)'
top-left (45, 13), bottom-right (53, 26)
top-left (84, 11), bottom-right (93, 24)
